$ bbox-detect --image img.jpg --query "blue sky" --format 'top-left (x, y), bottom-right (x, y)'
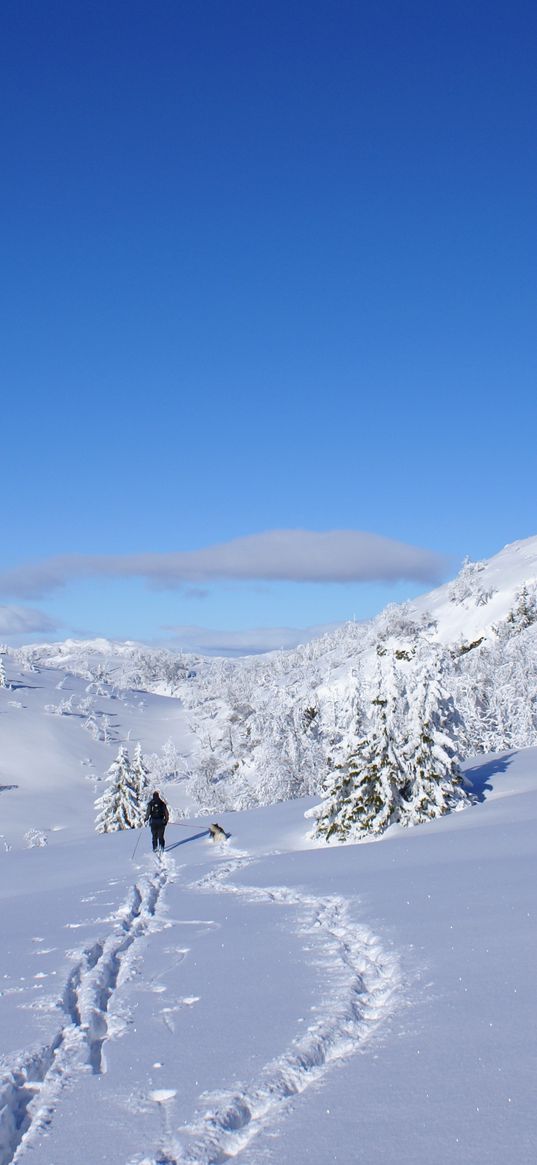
top-left (2, 0), bottom-right (536, 652)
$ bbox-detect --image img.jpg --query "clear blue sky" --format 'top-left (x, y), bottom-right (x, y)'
top-left (2, 0), bottom-right (536, 651)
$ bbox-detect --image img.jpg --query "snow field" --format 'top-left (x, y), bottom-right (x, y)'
top-left (157, 856), bottom-right (401, 1164)
top-left (0, 664), bottom-right (195, 851)
top-left (8, 742), bottom-right (535, 1165)
top-left (0, 825), bottom-right (400, 1165)
top-left (0, 860), bottom-right (171, 1165)
top-left (1, 628), bottom-right (536, 1163)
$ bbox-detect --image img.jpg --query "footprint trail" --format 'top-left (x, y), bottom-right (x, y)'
top-left (135, 853), bottom-right (402, 1165)
top-left (0, 858), bottom-right (172, 1165)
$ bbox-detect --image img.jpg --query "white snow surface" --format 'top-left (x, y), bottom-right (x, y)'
top-left (1, 537), bottom-right (537, 1162)
top-left (1, 656), bottom-right (536, 1163)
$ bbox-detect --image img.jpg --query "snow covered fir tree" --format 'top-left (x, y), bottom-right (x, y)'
top-left (505, 584), bottom-right (537, 634)
top-left (308, 701), bottom-right (401, 841)
top-left (308, 655), bottom-right (470, 843)
top-left (94, 745), bottom-right (145, 833)
top-left (132, 741), bottom-right (150, 807)
top-left (398, 655), bottom-right (469, 825)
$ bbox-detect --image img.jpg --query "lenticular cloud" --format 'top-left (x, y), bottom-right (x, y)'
top-left (0, 530), bottom-right (446, 599)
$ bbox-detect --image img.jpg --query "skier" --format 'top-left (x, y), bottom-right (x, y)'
top-left (145, 790), bottom-right (169, 851)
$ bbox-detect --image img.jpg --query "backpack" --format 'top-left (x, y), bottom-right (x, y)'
top-left (148, 797), bottom-right (166, 822)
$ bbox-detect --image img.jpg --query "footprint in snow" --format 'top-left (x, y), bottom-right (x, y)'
top-left (161, 997), bottom-right (200, 1033)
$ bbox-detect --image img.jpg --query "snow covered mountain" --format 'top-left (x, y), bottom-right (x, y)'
top-left (9, 535), bottom-right (537, 815)
top-left (1, 539), bottom-right (537, 1164)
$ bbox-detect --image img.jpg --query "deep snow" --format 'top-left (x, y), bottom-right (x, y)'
top-left (1, 656), bottom-right (536, 1163)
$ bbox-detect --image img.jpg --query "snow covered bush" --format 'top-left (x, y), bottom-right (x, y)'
top-left (448, 557), bottom-right (494, 607)
top-left (374, 601), bottom-right (435, 647)
top-left (24, 829), bottom-right (48, 848)
top-left (82, 711), bottom-right (114, 742)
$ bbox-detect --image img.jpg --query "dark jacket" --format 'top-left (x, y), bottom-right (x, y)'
top-left (145, 795), bottom-right (169, 824)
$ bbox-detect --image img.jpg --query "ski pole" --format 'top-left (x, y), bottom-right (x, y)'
top-left (131, 827), bottom-right (144, 861)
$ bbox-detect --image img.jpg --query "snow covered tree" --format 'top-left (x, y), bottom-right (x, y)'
top-left (309, 701), bottom-right (402, 841)
top-left (0, 656), bottom-right (7, 689)
top-left (309, 653), bottom-right (469, 843)
top-left (189, 754), bottom-right (229, 813)
top-left (399, 658), bottom-right (469, 824)
top-left (191, 756), bottom-right (256, 813)
top-left (132, 741), bottom-right (151, 807)
top-left (505, 585), bottom-right (537, 634)
top-left (144, 737), bottom-right (186, 786)
top-left (160, 737), bottom-right (182, 780)
top-left (256, 705), bottom-right (310, 803)
top-left (374, 601), bottom-right (424, 648)
top-left (100, 714), bottom-right (114, 743)
top-left (448, 557), bottom-right (492, 607)
top-left (82, 713), bottom-right (101, 741)
top-left (309, 663), bottom-right (407, 842)
top-left (94, 746), bottom-right (143, 833)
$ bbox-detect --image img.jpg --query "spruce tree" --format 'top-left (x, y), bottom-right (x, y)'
top-left (94, 746), bottom-right (141, 833)
top-left (400, 659), bottom-right (469, 824)
top-left (132, 742), bottom-right (150, 822)
top-left (310, 667), bottom-right (406, 842)
top-left (0, 656), bottom-right (7, 689)
top-left (309, 654), bottom-right (469, 844)
top-left (506, 585), bottom-right (537, 633)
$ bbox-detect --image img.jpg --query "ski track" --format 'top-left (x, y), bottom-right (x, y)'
top-left (1, 852), bottom-right (403, 1165)
top-left (0, 858), bottom-right (172, 1165)
top-left (135, 852), bottom-right (402, 1165)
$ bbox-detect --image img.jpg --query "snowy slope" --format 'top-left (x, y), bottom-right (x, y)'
top-left (8, 535), bottom-right (537, 814)
top-left (412, 535), bottom-right (537, 644)
top-left (17, 535), bottom-right (537, 676)
top-left (0, 663), bottom-right (197, 850)
top-left (1, 545), bottom-right (537, 1163)
top-left (1, 745), bottom-right (536, 1164)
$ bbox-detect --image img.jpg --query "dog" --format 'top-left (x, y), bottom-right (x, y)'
top-left (209, 822), bottom-right (228, 842)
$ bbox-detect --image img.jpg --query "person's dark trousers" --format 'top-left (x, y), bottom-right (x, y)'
top-left (151, 822), bottom-right (166, 850)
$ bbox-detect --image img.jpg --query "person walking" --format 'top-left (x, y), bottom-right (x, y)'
top-left (145, 790), bottom-right (169, 852)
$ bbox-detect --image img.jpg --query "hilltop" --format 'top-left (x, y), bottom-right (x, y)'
top-left (5, 535), bottom-right (537, 818)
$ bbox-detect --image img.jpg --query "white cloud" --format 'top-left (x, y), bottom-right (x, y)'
top-left (0, 605), bottom-right (58, 636)
top-left (0, 530), bottom-right (447, 598)
top-left (161, 622), bottom-right (340, 656)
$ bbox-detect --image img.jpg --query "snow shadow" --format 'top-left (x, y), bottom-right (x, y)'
top-left (165, 830), bottom-right (210, 851)
top-left (6, 681), bottom-right (41, 691)
top-left (464, 752), bottom-right (516, 802)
